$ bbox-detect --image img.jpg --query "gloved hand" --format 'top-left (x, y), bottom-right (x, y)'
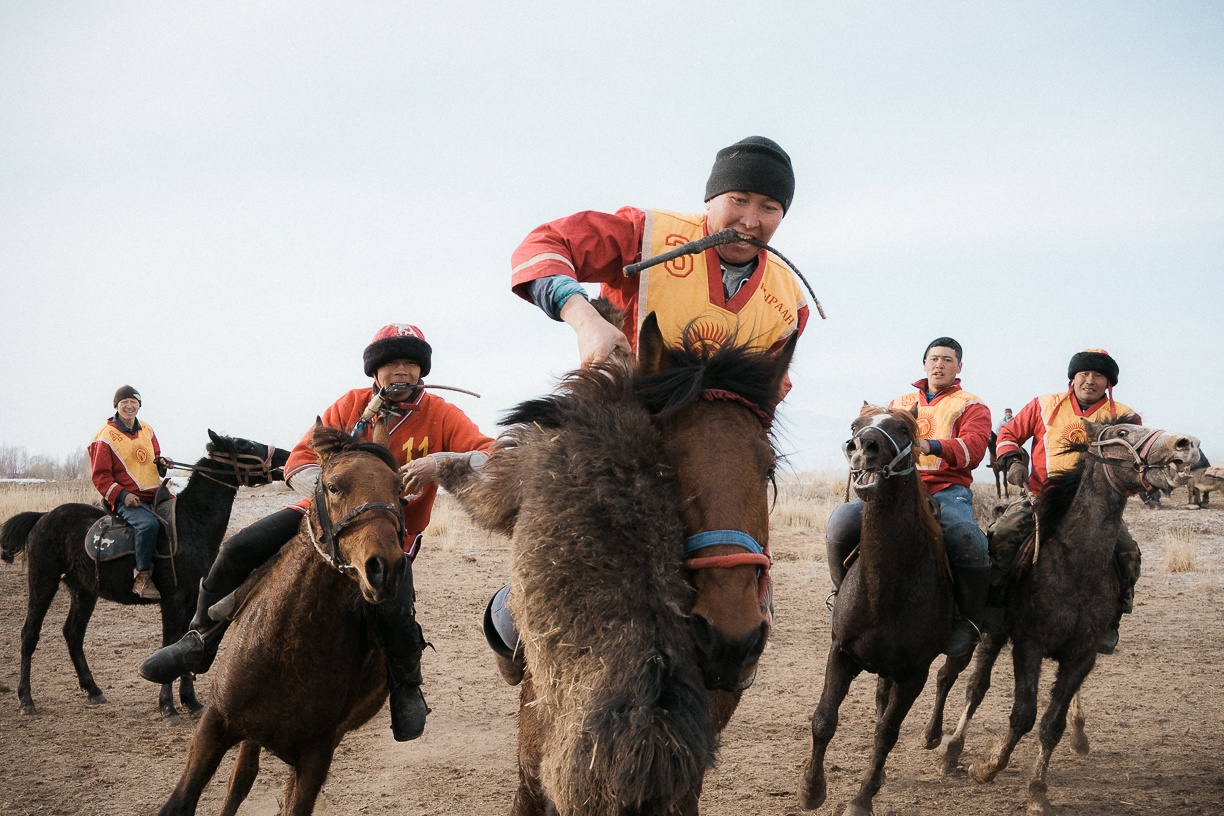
top-left (1006, 460), bottom-right (1028, 487)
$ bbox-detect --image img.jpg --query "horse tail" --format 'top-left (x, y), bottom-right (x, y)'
top-left (543, 646), bottom-right (716, 816)
top-left (1, 511), bottom-right (45, 563)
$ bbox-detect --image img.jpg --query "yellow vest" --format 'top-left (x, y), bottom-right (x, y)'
top-left (892, 389), bottom-right (982, 472)
top-left (92, 422), bottom-right (161, 491)
top-left (637, 210), bottom-right (805, 352)
top-left (1039, 393), bottom-right (1136, 477)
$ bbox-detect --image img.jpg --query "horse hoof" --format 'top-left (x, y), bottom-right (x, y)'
top-left (162, 710), bottom-right (184, 727)
top-left (844, 805), bottom-right (874, 816)
top-left (183, 699), bottom-right (205, 717)
top-left (798, 764), bottom-right (826, 811)
top-left (920, 733), bottom-right (942, 750)
top-left (87, 693), bottom-right (108, 705)
top-left (968, 762), bottom-right (996, 784)
top-left (19, 702), bottom-right (37, 716)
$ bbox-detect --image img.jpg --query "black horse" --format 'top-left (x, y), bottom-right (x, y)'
top-left (0, 431), bottom-right (289, 723)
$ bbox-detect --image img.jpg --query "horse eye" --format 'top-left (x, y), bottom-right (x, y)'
top-left (1118, 429), bottom-right (1129, 437)
top-left (326, 482), bottom-right (341, 495)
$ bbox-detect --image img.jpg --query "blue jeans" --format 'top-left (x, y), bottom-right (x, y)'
top-left (825, 484), bottom-right (989, 569)
top-left (115, 501), bottom-right (161, 573)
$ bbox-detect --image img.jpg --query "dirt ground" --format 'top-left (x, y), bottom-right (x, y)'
top-left (2, 480), bottom-right (1222, 816)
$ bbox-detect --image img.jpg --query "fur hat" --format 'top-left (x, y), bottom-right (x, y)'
top-left (704, 136), bottom-right (795, 213)
top-left (1067, 348), bottom-right (1119, 386)
top-left (363, 324), bottom-right (432, 378)
top-left (113, 385), bottom-right (141, 408)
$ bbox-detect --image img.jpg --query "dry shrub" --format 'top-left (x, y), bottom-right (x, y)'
top-left (1164, 526), bottom-right (1198, 573)
top-left (775, 472), bottom-right (847, 534)
top-left (0, 480), bottom-right (97, 525)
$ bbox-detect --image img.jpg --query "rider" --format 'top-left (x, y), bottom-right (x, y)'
top-left (990, 348), bottom-right (1141, 654)
top-left (824, 338), bottom-right (993, 657)
top-left (89, 385), bottom-right (171, 600)
top-left (455, 136), bottom-right (810, 684)
top-left (140, 324), bottom-right (494, 741)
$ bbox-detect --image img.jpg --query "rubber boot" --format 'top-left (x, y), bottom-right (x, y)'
top-left (1098, 604), bottom-right (1125, 655)
top-left (824, 537), bottom-right (857, 610)
top-left (483, 583), bottom-right (524, 686)
top-left (139, 579), bottom-right (229, 683)
top-left (944, 564), bottom-right (991, 657)
top-left (375, 561), bottom-right (431, 742)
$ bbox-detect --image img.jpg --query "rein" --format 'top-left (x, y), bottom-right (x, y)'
top-left (308, 455), bottom-right (405, 574)
top-left (622, 227), bottom-right (827, 320)
top-left (1084, 429), bottom-right (1167, 495)
top-left (164, 444), bottom-right (280, 489)
top-left (684, 530), bottom-right (772, 602)
top-left (845, 424), bottom-right (914, 480)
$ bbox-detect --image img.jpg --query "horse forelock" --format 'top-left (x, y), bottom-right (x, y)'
top-left (311, 426), bottom-right (399, 472)
top-left (634, 341), bottom-right (783, 430)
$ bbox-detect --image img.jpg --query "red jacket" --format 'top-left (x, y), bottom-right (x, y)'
top-left (89, 417), bottom-right (163, 511)
top-left (284, 387), bottom-right (494, 553)
top-left (889, 379), bottom-right (991, 494)
top-left (511, 207), bottom-right (810, 353)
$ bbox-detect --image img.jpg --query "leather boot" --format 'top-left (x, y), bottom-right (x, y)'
top-left (1098, 604), bottom-right (1125, 655)
top-left (133, 569), bottom-right (161, 601)
top-left (824, 537), bottom-right (857, 609)
top-left (945, 564), bottom-right (991, 657)
top-left (375, 561), bottom-right (431, 742)
top-left (483, 584), bottom-right (524, 685)
top-left (139, 579), bottom-right (229, 683)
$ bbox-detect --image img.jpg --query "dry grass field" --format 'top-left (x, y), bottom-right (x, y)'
top-left (1, 476), bottom-right (1222, 815)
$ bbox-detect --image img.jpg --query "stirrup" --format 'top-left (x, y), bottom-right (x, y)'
top-left (824, 589), bottom-right (838, 611)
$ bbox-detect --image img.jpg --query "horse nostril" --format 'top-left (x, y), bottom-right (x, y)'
top-left (1176, 438), bottom-right (1191, 449)
top-left (365, 556), bottom-right (387, 591)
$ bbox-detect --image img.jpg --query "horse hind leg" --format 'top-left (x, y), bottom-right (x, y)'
top-left (799, 648), bottom-right (860, 811)
top-left (942, 632), bottom-right (1006, 774)
top-left (62, 585), bottom-right (106, 704)
top-left (920, 649), bottom-right (973, 750)
top-left (218, 740), bottom-right (261, 816)
top-left (1026, 653), bottom-right (1098, 816)
top-left (1068, 691), bottom-right (1089, 755)
top-left (970, 639), bottom-right (1043, 784)
top-left (17, 554), bottom-right (64, 714)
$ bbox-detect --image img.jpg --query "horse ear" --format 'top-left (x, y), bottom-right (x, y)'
top-left (636, 312), bottom-right (668, 375)
top-left (208, 429), bottom-right (222, 445)
top-left (1081, 418), bottom-right (1104, 442)
top-left (909, 401), bottom-right (920, 420)
top-left (310, 418), bottom-right (339, 466)
top-left (859, 402), bottom-right (883, 418)
top-left (767, 332), bottom-right (799, 401)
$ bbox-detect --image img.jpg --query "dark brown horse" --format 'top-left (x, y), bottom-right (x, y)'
top-left (921, 419), bottom-right (1198, 815)
top-left (157, 425), bottom-right (408, 816)
top-left (435, 315), bottom-right (794, 816)
top-left (799, 404), bottom-right (952, 816)
top-left (0, 431), bottom-right (287, 723)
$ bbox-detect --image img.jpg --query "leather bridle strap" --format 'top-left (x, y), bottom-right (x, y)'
top-left (683, 529), bottom-right (773, 602)
top-left (1086, 429), bottom-right (1167, 495)
top-left (845, 424), bottom-right (914, 480)
top-left (311, 472), bottom-right (405, 572)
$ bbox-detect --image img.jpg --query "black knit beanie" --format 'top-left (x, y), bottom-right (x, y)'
top-left (1067, 348), bottom-right (1119, 386)
top-left (113, 385), bottom-right (141, 408)
top-left (704, 136), bottom-right (795, 213)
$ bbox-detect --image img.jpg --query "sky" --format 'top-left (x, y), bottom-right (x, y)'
top-left (2, 1), bottom-right (1222, 478)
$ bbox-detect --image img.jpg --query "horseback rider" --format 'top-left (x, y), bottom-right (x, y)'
top-left (89, 385), bottom-right (172, 600)
top-left (140, 324), bottom-right (494, 742)
top-left (989, 348), bottom-right (1142, 654)
top-left (824, 338), bottom-right (993, 658)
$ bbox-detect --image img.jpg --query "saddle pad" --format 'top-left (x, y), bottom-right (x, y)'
top-left (83, 493), bottom-right (178, 562)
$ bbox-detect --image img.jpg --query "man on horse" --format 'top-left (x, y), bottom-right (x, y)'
top-left (140, 324), bottom-right (493, 741)
top-left (824, 337), bottom-right (994, 658)
top-left (89, 385), bottom-right (172, 600)
top-left (472, 136), bottom-right (810, 680)
top-left (990, 348), bottom-right (1142, 654)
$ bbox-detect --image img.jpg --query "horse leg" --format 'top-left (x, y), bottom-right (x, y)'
top-left (1068, 691), bottom-right (1089, 755)
top-left (284, 740), bottom-right (336, 816)
top-left (17, 557), bottom-right (63, 715)
top-left (62, 584), bottom-right (106, 704)
top-left (845, 670), bottom-right (927, 816)
top-left (970, 638), bottom-right (1042, 783)
top-left (942, 632), bottom-right (1006, 774)
top-left (511, 672), bottom-right (551, 816)
top-left (156, 597), bottom-right (192, 723)
top-left (1026, 652), bottom-right (1097, 816)
top-left (799, 647), bottom-right (860, 811)
top-left (159, 708), bottom-right (239, 816)
top-left (920, 650), bottom-right (972, 750)
top-left (218, 740), bottom-right (260, 816)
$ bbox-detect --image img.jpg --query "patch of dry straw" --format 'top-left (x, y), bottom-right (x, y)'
top-left (0, 480), bottom-right (98, 526)
top-left (1163, 526), bottom-right (1199, 573)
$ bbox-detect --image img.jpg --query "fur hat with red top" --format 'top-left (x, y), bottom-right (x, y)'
top-left (363, 324), bottom-right (432, 378)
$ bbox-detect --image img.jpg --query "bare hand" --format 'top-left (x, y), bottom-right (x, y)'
top-left (123, 494), bottom-right (141, 508)
top-left (915, 439), bottom-right (932, 456)
top-left (399, 457), bottom-right (438, 499)
top-left (561, 296), bottom-right (630, 366)
top-left (1006, 461), bottom-right (1027, 487)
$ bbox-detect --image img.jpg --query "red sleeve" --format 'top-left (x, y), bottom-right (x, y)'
top-left (996, 398), bottom-right (1041, 459)
top-left (940, 402), bottom-right (992, 470)
top-left (510, 207), bottom-right (646, 300)
top-left (88, 439), bottom-right (123, 509)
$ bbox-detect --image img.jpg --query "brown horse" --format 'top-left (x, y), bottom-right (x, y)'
top-left (799, 404), bottom-right (953, 816)
top-left (0, 431), bottom-right (288, 723)
top-left (435, 315), bottom-right (794, 816)
top-left (921, 418), bottom-right (1198, 815)
top-left (158, 425), bottom-right (408, 816)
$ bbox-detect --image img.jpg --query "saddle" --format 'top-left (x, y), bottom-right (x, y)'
top-left (84, 481), bottom-right (179, 562)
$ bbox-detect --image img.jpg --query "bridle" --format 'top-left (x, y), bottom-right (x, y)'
top-left (305, 453), bottom-right (405, 574)
top-left (681, 388), bottom-right (774, 604)
top-left (844, 422), bottom-right (914, 481)
top-left (164, 444), bottom-right (280, 488)
top-left (1084, 428), bottom-right (1168, 495)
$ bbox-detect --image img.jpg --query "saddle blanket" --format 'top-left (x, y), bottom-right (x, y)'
top-left (84, 483), bottom-right (178, 562)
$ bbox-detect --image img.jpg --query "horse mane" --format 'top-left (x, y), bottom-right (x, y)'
top-left (634, 333), bottom-right (783, 430)
top-left (310, 425), bottom-right (399, 472)
top-left (1037, 413), bottom-right (1139, 531)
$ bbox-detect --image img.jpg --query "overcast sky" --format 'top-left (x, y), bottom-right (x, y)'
top-left (2, 2), bottom-right (1221, 476)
